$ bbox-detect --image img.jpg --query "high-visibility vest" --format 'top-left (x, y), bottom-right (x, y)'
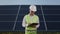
top-left (25, 14), bottom-right (39, 30)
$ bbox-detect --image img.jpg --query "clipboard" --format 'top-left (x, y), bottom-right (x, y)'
top-left (28, 23), bottom-right (38, 27)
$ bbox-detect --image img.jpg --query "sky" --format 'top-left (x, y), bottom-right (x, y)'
top-left (0, 0), bottom-right (60, 5)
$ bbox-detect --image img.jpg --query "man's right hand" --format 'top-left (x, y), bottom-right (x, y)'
top-left (28, 23), bottom-right (32, 25)
top-left (26, 23), bottom-right (32, 27)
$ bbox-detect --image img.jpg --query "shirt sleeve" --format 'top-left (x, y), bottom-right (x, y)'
top-left (22, 16), bottom-right (28, 27)
top-left (36, 17), bottom-right (40, 28)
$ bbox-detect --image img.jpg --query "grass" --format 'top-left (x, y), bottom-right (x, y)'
top-left (0, 31), bottom-right (60, 34)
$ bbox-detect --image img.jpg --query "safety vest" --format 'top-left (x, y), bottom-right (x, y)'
top-left (25, 14), bottom-right (38, 30)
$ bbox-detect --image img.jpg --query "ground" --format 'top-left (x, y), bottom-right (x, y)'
top-left (0, 31), bottom-right (60, 34)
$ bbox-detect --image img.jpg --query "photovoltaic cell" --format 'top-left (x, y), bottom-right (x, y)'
top-left (42, 5), bottom-right (60, 31)
top-left (0, 5), bottom-right (19, 31)
top-left (0, 5), bottom-right (60, 31)
top-left (15, 5), bottom-right (45, 31)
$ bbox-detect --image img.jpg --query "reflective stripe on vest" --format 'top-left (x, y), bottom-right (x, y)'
top-left (25, 14), bottom-right (38, 30)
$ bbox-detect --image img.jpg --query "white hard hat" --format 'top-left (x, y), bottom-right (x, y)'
top-left (29, 5), bottom-right (37, 12)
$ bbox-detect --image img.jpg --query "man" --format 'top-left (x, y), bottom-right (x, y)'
top-left (22, 5), bottom-right (40, 34)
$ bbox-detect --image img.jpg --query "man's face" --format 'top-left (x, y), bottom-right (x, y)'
top-left (30, 10), bottom-right (35, 15)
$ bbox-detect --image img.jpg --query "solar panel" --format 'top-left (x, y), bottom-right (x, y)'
top-left (0, 5), bottom-right (60, 31)
top-left (15, 5), bottom-right (45, 31)
top-left (42, 5), bottom-right (60, 31)
top-left (0, 5), bottom-right (19, 31)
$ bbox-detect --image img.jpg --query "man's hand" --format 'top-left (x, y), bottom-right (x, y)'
top-left (32, 25), bottom-right (36, 28)
top-left (28, 23), bottom-right (32, 25)
top-left (26, 23), bottom-right (32, 27)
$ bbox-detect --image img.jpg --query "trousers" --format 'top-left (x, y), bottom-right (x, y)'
top-left (25, 30), bottom-right (37, 34)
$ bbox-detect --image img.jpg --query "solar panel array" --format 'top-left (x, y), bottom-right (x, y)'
top-left (0, 5), bottom-right (60, 31)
